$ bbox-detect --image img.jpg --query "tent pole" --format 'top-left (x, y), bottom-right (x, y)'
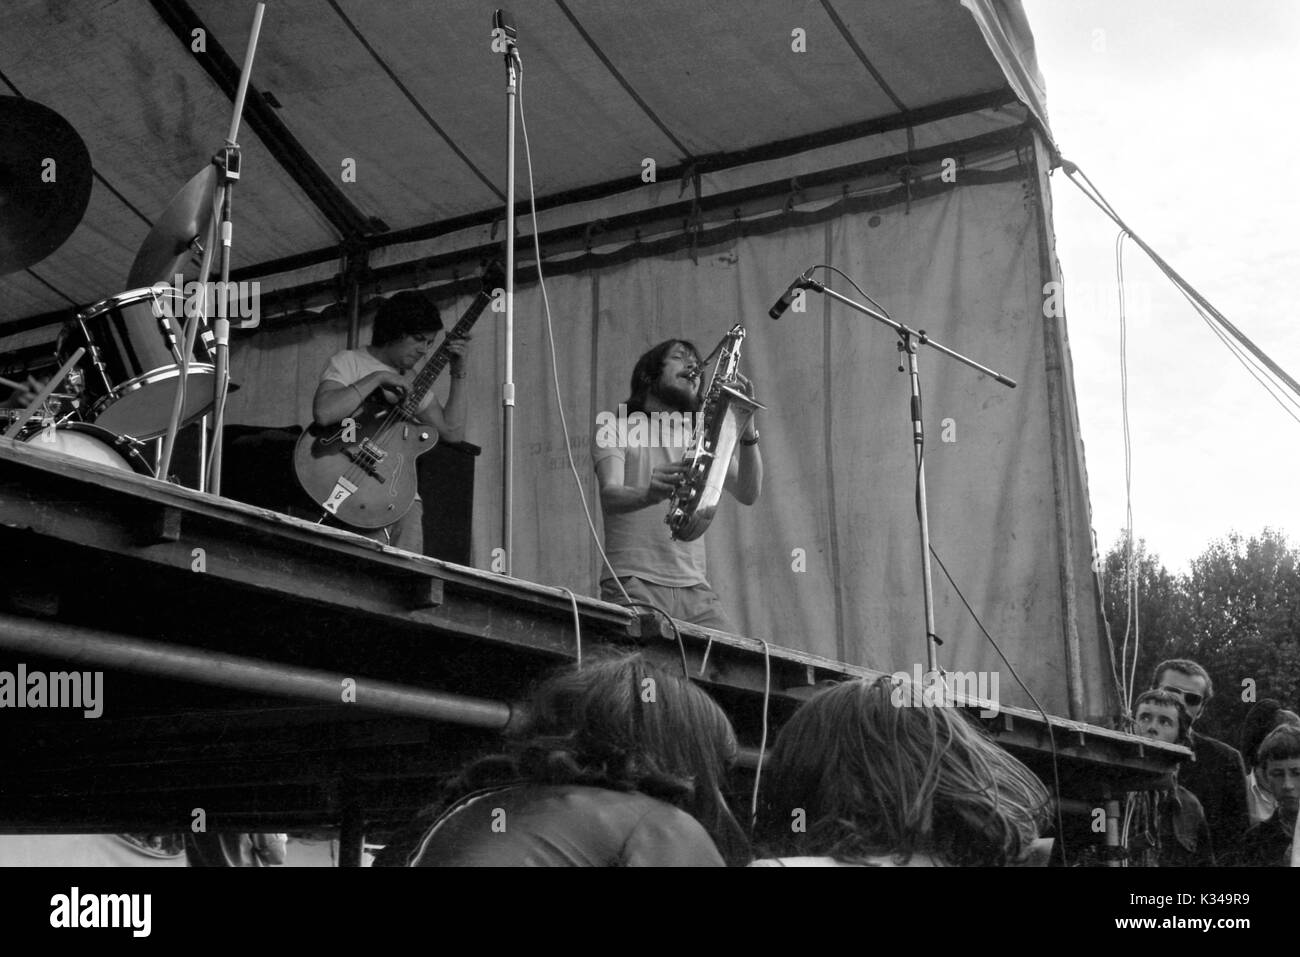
top-left (344, 246), bottom-right (366, 351)
top-left (1031, 135), bottom-right (1088, 720)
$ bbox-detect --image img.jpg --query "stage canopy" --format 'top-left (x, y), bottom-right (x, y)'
top-left (0, 1), bottom-right (1114, 721)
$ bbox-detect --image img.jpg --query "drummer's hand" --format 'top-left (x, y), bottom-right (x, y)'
top-left (446, 334), bottom-right (471, 374)
top-left (734, 372), bottom-right (755, 397)
top-left (3, 375), bottom-right (45, 409)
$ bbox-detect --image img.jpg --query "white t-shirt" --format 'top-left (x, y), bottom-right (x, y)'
top-left (320, 349), bottom-right (435, 415)
top-left (592, 424), bottom-right (708, 588)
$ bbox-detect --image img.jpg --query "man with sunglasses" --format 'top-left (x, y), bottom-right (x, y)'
top-left (1152, 658), bottom-right (1250, 856)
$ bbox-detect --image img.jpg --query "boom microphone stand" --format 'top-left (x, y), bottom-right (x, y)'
top-left (779, 269), bottom-right (1017, 674)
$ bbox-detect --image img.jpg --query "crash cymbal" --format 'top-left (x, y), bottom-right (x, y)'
top-left (125, 164), bottom-right (217, 290)
top-left (0, 96), bottom-right (93, 276)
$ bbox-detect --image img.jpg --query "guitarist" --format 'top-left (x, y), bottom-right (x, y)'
top-left (310, 290), bottom-right (471, 552)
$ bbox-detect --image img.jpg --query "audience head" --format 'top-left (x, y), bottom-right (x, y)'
top-left (467, 651), bottom-right (749, 863)
top-left (1151, 659), bottom-right (1213, 722)
top-left (755, 675), bottom-right (1051, 866)
top-left (1134, 689), bottom-right (1192, 745)
top-left (1256, 725), bottom-right (1300, 819)
top-left (1238, 699), bottom-right (1300, 770)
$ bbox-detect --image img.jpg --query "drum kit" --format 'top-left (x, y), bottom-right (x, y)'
top-left (1, 98), bottom-right (231, 481)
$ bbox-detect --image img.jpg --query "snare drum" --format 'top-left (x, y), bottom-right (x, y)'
top-left (60, 286), bottom-right (216, 439)
top-left (18, 422), bottom-right (154, 476)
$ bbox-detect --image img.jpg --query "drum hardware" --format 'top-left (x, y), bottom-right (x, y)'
top-left (2, 347), bottom-right (85, 440)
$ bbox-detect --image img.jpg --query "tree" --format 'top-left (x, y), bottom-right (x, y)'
top-left (1102, 528), bottom-right (1300, 744)
top-left (1100, 531), bottom-right (1186, 711)
top-left (1180, 529), bottom-right (1300, 743)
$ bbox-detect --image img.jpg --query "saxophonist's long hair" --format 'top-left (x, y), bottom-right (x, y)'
top-left (624, 339), bottom-right (702, 415)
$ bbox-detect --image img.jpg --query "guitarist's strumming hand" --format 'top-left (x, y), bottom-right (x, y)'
top-left (372, 370), bottom-right (410, 405)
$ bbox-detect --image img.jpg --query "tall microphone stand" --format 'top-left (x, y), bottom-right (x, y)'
top-left (495, 12), bottom-right (520, 577)
top-left (208, 2), bottom-right (265, 495)
top-left (802, 275), bottom-right (1017, 674)
top-left (155, 2), bottom-right (264, 491)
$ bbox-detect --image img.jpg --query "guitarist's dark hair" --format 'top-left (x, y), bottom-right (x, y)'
top-left (624, 339), bottom-right (701, 415)
top-left (371, 291), bottom-right (443, 346)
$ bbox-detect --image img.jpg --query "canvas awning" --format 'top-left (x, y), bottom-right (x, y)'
top-left (1, 0), bottom-right (1053, 344)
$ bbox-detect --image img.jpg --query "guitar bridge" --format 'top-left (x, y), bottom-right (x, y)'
top-left (343, 439), bottom-right (388, 481)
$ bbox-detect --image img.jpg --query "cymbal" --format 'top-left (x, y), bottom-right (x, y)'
top-left (125, 165), bottom-right (217, 290)
top-left (0, 96), bottom-right (93, 276)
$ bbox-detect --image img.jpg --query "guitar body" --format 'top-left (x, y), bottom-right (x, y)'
top-left (293, 261), bottom-right (503, 531)
top-left (293, 394), bottom-right (439, 529)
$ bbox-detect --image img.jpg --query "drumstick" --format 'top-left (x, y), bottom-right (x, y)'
top-left (3, 348), bottom-right (84, 439)
top-left (0, 373), bottom-right (30, 392)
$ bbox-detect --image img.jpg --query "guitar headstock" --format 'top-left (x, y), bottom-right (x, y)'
top-left (480, 260), bottom-right (507, 297)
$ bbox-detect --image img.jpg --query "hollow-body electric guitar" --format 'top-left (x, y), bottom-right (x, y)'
top-left (293, 265), bottom-right (501, 529)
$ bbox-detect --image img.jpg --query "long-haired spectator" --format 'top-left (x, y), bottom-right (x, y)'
top-left (375, 652), bottom-right (749, 866)
top-left (752, 675), bottom-right (1051, 866)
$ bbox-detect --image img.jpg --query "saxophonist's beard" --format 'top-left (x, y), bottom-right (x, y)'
top-left (652, 377), bottom-right (701, 414)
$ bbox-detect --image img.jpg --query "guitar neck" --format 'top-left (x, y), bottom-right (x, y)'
top-left (402, 287), bottom-right (492, 412)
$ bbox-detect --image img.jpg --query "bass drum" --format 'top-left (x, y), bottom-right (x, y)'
top-left (18, 422), bottom-right (154, 476)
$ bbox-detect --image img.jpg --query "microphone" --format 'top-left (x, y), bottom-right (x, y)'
top-left (769, 268), bottom-right (814, 320)
top-left (493, 9), bottom-right (518, 46)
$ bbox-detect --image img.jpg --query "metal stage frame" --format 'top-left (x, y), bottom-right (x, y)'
top-left (0, 438), bottom-right (1186, 859)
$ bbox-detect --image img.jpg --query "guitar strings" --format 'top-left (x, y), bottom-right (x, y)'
top-left (333, 288), bottom-right (491, 496)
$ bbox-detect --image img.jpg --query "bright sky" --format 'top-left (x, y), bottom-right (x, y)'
top-left (1022, 0), bottom-right (1300, 572)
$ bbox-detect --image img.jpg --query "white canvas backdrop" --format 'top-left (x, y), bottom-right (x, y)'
top-left (226, 168), bottom-right (1107, 717)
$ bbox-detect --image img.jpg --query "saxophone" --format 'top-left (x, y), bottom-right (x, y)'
top-left (666, 323), bottom-right (764, 541)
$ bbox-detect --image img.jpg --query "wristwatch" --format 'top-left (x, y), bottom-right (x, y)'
top-left (740, 429), bottom-right (760, 446)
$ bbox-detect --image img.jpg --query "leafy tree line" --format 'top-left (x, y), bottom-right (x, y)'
top-left (1102, 528), bottom-right (1300, 745)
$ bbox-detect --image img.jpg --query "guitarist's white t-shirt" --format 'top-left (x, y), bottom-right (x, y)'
top-left (320, 349), bottom-right (436, 415)
top-left (593, 429), bottom-right (708, 588)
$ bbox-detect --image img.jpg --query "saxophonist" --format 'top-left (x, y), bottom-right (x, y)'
top-left (593, 339), bottom-right (762, 632)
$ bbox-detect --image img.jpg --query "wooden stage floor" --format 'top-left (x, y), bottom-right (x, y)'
top-left (0, 437), bottom-right (1186, 842)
